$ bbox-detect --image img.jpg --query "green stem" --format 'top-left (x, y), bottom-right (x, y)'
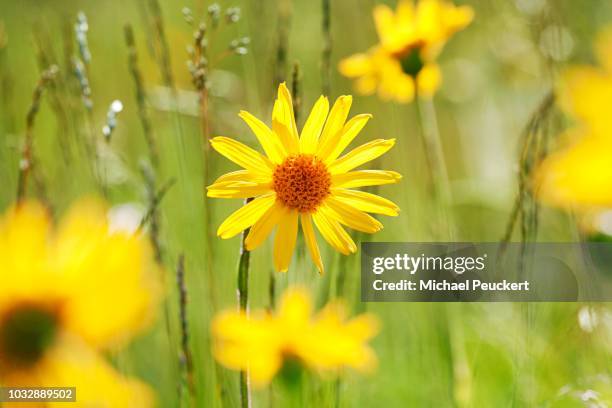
top-left (415, 97), bottom-right (455, 240)
top-left (238, 197), bottom-right (253, 407)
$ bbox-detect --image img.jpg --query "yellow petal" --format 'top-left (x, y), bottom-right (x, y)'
top-left (245, 201), bottom-right (283, 250)
top-left (416, 0), bottom-right (445, 42)
top-left (312, 208), bottom-right (357, 255)
top-left (273, 207), bottom-right (298, 272)
top-left (416, 0), bottom-right (473, 44)
top-left (239, 110), bottom-right (287, 163)
top-left (323, 199), bottom-right (383, 234)
top-left (535, 135), bottom-right (612, 207)
top-left (277, 288), bottom-right (313, 327)
top-left (3, 338), bottom-right (155, 406)
top-left (298, 301), bottom-right (379, 373)
top-left (393, 72), bottom-right (417, 103)
top-left (595, 26), bottom-right (612, 73)
top-left (328, 139), bottom-right (396, 174)
top-left (345, 313), bottom-right (380, 341)
top-left (211, 311), bottom-right (283, 387)
top-left (272, 102), bottom-right (299, 155)
top-left (373, 51), bottom-right (416, 103)
top-left (373, 4), bottom-right (395, 47)
top-left (212, 170), bottom-right (271, 184)
top-left (54, 199), bottom-right (160, 348)
top-left (332, 170), bottom-right (402, 188)
top-left (417, 63), bottom-right (442, 98)
top-left (339, 53), bottom-right (374, 78)
top-left (217, 194), bottom-right (276, 239)
top-left (300, 96), bottom-right (329, 154)
top-left (443, 4), bottom-right (474, 35)
top-left (356, 75), bottom-right (379, 95)
top-left (320, 114), bottom-right (372, 164)
top-left (273, 83), bottom-right (300, 148)
top-left (301, 214), bottom-right (324, 274)
top-left (318, 95), bottom-right (352, 151)
top-left (210, 137), bottom-right (275, 175)
top-left (0, 201), bottom-right (53, 310)
top-left (331, 189), bottom-right (400, 216)
top-left (396, 0), bottom-right (416, 26)
top-left (207, 181), bottom-right (273, 198)
top-left (559, 66), bottom-right (612, 136)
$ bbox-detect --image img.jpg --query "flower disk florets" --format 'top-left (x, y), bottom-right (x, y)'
top-left (273, 154), bottom-right (331, 213)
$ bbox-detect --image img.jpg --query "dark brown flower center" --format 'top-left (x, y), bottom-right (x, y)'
top-left (0, 303), bottom-right (59, 370)
top-left (396, 43), bottom-right (426, 77)
top-left (272, 154), bottom-right (331, 213)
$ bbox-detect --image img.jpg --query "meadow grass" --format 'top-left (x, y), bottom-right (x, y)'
top-left (0, 0), bottom-right (611, 407)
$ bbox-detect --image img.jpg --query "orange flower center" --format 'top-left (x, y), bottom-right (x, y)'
top-left (273, 154), bottom-right (331, 213)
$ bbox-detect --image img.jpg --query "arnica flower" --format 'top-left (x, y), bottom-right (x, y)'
top-left (212, 287), bottom-right (379, 386)
top-left (0, 200), bottom-right (159, 406)
top-left (207, 83), bottom-right (401, 273)
top-left (535, 27), bottom-right (612, 208)
top-left (339, 0), bottom-right (473, 103)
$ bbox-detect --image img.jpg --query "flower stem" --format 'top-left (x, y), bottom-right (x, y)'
top-left (237, 197), bottom-right (253, 408)
top-left (415, 97), bottom-right (455, 240)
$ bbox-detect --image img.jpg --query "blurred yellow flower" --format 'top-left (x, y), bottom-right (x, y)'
top-left (212, 287), bottom-right (379, 387)
top-left (0, 200), bottom-right (159, 407)
top-left (208, 83), bottom-right (401, 273)
top-left (535, 28), bottom-right (612, 208)
top-left (339, 0), bottom-right (473, 103)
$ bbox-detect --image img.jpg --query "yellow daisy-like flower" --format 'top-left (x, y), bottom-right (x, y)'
top-left (212, 287), bottom-right (379, 387)
top-left (207, 83), bottom-right (401, 273)
top-left (535, 28), bottom-right (612, 208)
top-left (0, 200), bottom-right (159, 407)
top-left (339, 0), bottom-right (473, 103)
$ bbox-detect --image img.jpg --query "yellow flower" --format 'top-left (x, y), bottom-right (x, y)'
top-left (535, 28), bottom-right (612, 208)
top-left (207, 83), bottom-right (401, 273)
top-left (211, 287), bottom-right (379, 387)
top-left (339, 0), bottom-right (473, 103)
top-left (536, 134), bottom-right (612, 208)
top-left (0, 200), bottom-right (159, 407)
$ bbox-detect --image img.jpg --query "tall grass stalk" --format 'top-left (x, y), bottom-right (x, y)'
top-left (321, 0), bottom-right (332, 95)
top-left (274, 0), bottom-right (292, 85)
top-left (124, 24), bottom-right (159, 167)
top-left (415, 97), bottom-right (455, 240)
top-left (32, 27), bottom-right (72, 161)
top-left (415, 96), bottom-right (460, 408)
top-left (139, 166), bottom-right (175, 264)
top-left (177, 254), bottom-right (196, 403)
top-left (60, 17), bottom-right (88, 164)
top-left (499, 91), bottom-right (555, 261)
top-left (16, 65), bottom-right (57, 204)
top-left (70, 13), bottom-right (100, 192)
top-left (187, 20), bottom-right (218, 310)
top-left (0, 21), bottom-right (14, 134)
top-left (148, 0), bottom-right (173, 88)
top-left (291, 62), bottom-right (301, 124)
top-left (138, 168), bottom-right (178, 399)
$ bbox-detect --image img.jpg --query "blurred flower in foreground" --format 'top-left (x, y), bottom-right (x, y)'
top-left (535, 28), bottom-right (612, 208)
top-left (339, 0), bottom-right (473, 103)
top-left (208, 83), bottom-right (401, 273)
top-left (212, 287), bottom-right (379, 386)
top-left (0, 200), bottom-right (159, 406)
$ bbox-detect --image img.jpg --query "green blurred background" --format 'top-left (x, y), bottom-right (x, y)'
top-left (1, 0), bottom-right (611, 406)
